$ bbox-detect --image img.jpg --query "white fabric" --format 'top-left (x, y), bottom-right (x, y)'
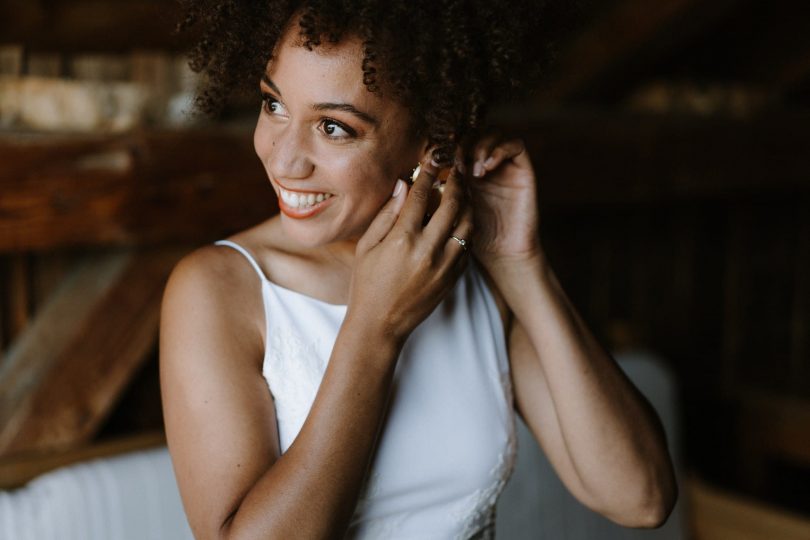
top-left (215, 240), bottom-right (517, 539)
top-left (0, 447), bottom-right (193, 540)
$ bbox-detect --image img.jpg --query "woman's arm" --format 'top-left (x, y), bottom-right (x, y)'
top-left (491, 254), bottom-right (677, 528)
top-left (468, 139), bottom-right (677, 528)
top-left (161, 159), bottom-right (472, 539)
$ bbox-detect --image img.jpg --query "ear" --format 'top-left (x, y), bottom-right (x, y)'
top-left (421, 141), bottom-right (434, 162)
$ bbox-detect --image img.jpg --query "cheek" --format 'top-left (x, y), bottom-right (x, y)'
top-left (328, 150), bottom-right (398, 203)
top-left (350, 165), bottom-right (397, 208)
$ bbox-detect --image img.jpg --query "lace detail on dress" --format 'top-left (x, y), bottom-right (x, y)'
top-left (265, 327), bottom-right (328, 450)
top-left (450, 370), bottom-right (517, 539)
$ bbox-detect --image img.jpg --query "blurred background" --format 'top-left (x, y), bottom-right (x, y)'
top-left (0, 0), bottom-right (808, 538)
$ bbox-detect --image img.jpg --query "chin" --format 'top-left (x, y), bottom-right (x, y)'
top-left (279, 217), bottom-right (330, 248)
top-left (278, 214), bottom-right (368, 250)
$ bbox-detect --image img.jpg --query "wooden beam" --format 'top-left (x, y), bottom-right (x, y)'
top-left (539, 0), bottom-right (740, 102)
top-left (0, 1), bottom-right (192, 53)
top-left (0, 247), bottom-right (184, 457)
top-left (0, 431), bottom-right (165, 489)
top-left (0, 128), bottom-right (274, 252)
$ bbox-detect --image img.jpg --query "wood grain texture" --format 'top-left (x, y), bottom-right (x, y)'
top-left (0, 128), bottom-right (274, 251)
top-left (0, 247), bottom-right (184, 457)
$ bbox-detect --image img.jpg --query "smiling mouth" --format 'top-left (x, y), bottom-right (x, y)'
top-left (278, 186), bottom-right (334, 209)
top-left (276, 185), bottom-right (335, 219)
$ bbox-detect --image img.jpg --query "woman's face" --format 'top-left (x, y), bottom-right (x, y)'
top-left (254, 26), bottom-right (425, 248)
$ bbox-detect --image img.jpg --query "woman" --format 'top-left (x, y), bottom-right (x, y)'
top-left (160, 1), bottom-right (678, 538)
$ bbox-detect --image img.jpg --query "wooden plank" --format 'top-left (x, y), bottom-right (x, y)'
top-left (0, 252), bottom-right (132, 450)
top-left (0, 431), bottom-right (165, 489)
top-left (0, 247), bottom-right (184, 457)
top-left (0, 128), bottom-right (273, 251)
top-left (538, 0), bottom-right (741, 101)
top-left (689, 476), bottom-right (810, 540)
top-left (0, 1), bottom-right (192, 53)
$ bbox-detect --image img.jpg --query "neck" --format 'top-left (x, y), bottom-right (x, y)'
top-left (323, 239), bottom-right (359, 270)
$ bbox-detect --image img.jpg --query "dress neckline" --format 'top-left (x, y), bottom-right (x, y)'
top-left (215, 239), bottom-right (348, 310)
top-left (263, 278), bottom-right (349, 310)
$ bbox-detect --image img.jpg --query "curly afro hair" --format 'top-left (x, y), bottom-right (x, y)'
top-left (177, 0), bottom-right (572, 165)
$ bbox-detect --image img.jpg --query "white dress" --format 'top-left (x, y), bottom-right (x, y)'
top-left (215, 240), bottom-right (517, 539)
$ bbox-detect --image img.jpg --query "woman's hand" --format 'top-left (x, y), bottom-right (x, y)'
top-left (467, 135), bottom-right (542, 271)
top-left (347, 159), bottom-right (473, 346)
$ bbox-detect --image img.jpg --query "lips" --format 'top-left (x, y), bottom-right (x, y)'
top-left (275, 183), bottom-right (334, 219)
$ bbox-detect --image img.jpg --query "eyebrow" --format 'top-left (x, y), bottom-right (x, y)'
top-left (261, 73), bottom-right (380, 127)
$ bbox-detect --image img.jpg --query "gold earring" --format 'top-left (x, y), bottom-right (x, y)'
top-left (409, 163), bottom-right (421, 185)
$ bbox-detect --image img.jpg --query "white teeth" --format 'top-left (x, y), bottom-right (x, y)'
top-left (279, 187), bottom-right (332, 209)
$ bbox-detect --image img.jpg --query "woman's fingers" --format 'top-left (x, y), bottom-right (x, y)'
top-left (471, 134), bottom-right (501, 177)
top-left (445, 203), bottom-right (474, 257)
top-left (398, 158), bottom-right (439, 233)
top-left (472, 136), bottom-right (526, 178)
top-left (423, 165), bottom-right (465, 244)
top-left (357, 179), bottom-right (408, 253)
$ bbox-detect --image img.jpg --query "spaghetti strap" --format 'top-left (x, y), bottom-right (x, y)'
top-left (214, 240), bottom-right (269, 283)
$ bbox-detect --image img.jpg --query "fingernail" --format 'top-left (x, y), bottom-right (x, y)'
top-left (454, 159), bottom-right (466, 175)
top-left (392, 179), bottom-right (405, 197)
top-left (473, 162), bottom-right (484, 177)
top-left (483, 156), bottom-right (495, 168)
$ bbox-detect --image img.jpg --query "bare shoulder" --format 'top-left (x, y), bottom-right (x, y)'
top-left (162, 243), bottom-right (266, 363)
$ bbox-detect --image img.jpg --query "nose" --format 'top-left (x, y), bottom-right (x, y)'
top-left (259, 121), bottom-right (314, 181)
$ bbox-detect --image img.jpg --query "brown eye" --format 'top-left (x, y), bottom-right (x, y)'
top-left (320, 119), bottom-right (355, 139)
top-left (261, 93), bottom-right (287, 116)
